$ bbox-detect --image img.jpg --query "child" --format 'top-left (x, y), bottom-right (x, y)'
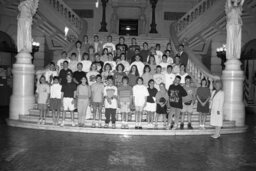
top-left (133, 77), bottom-right (149, 129)
top-left (44, 62), bottom-right (58, 84)
top-left (50, 76), bottom-right (62, 125)
top-left (177, 64), bottom-right (189, 86)
top-left (118, 76), bottom-right (133, 129)
top-left (87, 63), bottom-right (99, 86)
top-left (101, 63), bottom-right (113, 85)
top-left (159, 54), bottom-right (169, 73)
top-left (164, 65), bottom-right (176, 90)
top-left (172, 55), bottom-right (181, 74)
top-left (104, 53), bottom-right (116, 72)
top-left (144, 79), bottom-right (157, 126)
top-left (155, 83), bottom-right (169, 128)
top-left (81, 52), bottom-right (92, 73)
top-left (128, 65), bottom-right (139, 87)
top-left (91, 75), bottom-right (105, 127)
top-left (61, 74), bottom-right (77, 127)
top-left (147, 54), bottom-right (157, 74)
top-left (142, 65), bottom-right (153, 87)
top-left (168, 75), bottom-right (187, 129)
top-left (181, 75), bottom-right (195, 129)
top-left (36, 75), bottom-right (50, 125)
top-left (118, 53), bottom-right (130, 73)
top-left (76, 76), bottom-right (91, 127)
top-left (59, 61), bottom-right (72, 85)
top-left (104, 76), bottom-right (118, 128)
top-left (196, 78), bottom-right (211, 129)
top-left (101, 48), bottom-right (109, 62)
top-left (69, 53), bottom-right (78, 72)
top-left (130, 54), bottom-right (145, 76)
top-left (153, 65), bottom-right (165, 91)
top-left (114, 63), bottom-right (126, 87)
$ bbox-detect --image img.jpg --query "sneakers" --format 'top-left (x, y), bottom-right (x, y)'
top-left (211, 134), bottom-right (220, 139)
top-left (121, 124), bottom-right (125, 129)
top-left (42, 119), bottom-right (46, 125)
top-left (112, 124), bottom-right (116, 129)
top-left (188, 123), bottom-right (193, 129)
top-left (72, 122), bottom-right (75, 127)
top-left (60, 121), bottom-right (64, 127)
top-left (180, 123), bottom-right (184, 130)
top-left (125, 124), bottom-right (129, 129)
top-left (104, 124), bottom-right (109, 128)
top-left (91, 123), bottom-right (96, 128)
top-left (98, 123), bottom-right (102, 128)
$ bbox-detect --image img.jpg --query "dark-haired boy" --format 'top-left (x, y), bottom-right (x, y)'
top-left (59, 61), bottom-right (72, 85)
top-left (50, 76), bottom-right (62, 125)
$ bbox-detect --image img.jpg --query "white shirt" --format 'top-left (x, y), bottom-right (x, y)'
top-left (80, 60), bottom-right (92, 73)
top-left (167, 57), bottom-right (174, 64)
top-left (104, 85), bottom-right (118, 109)
top-left (118, 60), bottom-right (130, 72)
top-left (159, 62), bottom-right (169, 73)
top-left (164, 72), bottom-right (176, 90)
top-left (103, 42), bottom-right (116, 54)
top-left (87, 71), bottom-right (100, 86)
top-left (133, 85), bottom-right (149, 106)
top-left (156, 50), bottom-right (163, 64)
top-left (69, 60), bottom-right (78, 72)
top-left (50, 84), bottom-right (62, 99)
top-left (44, 70), bottom-right (58, 84)
top-left (178, 73), bottom-right (189, 84)
top-left (146, 54), bottom-right (161, 65)
top-left (130, 61), bottom-right (145, 76)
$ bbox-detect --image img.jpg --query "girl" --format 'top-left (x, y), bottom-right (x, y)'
top-left (159, 54), bottom-right (169, 73)
top-left (144, 79), bottom-right (157, 126)
top-left (104, 53), bottom-right (116, 72)
top-left (80, 52), bottom-right (92, 73)
top-left (69, 53), bottom-right (78, 72)
top-left (114, 63), bottom-right (126, 87)
top-left (130, 54), bottom-right (145, 76)
top-left (142, 65), bottom-right (153, 87)
top-left (101, 63), bottom-right (113, 85)
top-left (133, 77), bottom-right (149, 129)
top-left (76, 76), bottom-right (91, 127)
top-left (118, 53), bottom-right (130, 73)
top-left (147, 54), bottom-right (157, 74)
top-left (210, 80), bottom-right (224, 139)
top-left (128, 65), bottom-right (139, 87)
top-left (36, 75), bottom-right (50, 125)
top-left (87, 63), bottom-right (100, 86)
top-left (101, 48), bottom-right (109, 62)
top-left (164, 50), bottom-right (174, 64)
top-left (153, 65), bottom-right (165, 91)
top-left (178, 64), bottom-right (189, 86)
top-left (196, 78), bottom-right (211, 129)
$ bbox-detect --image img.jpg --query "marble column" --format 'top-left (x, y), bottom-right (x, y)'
top-left (99, 0), bottom-right (108, 32)
top-left (149, 0), bottom-right (158, 34)
top-left (10, 0), bottom-right (38, 120)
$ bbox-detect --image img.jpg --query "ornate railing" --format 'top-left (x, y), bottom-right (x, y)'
top-left (175, 0), bottom-right (217, 34)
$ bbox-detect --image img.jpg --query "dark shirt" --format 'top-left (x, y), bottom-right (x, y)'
top-left (114, 71), bottom-right (126, 87)
top-left (140, 50), bottom-right (150, 63)
top-left (177, 51), bottom-right (188, 66)
top-left (147, 87), bottom-right (158, 103)
top-left (128, 45), bottom-right (141, 63)
top-left (116, 43), bottom-right (128, 54)
top-left (128, 73), bottom-right (139, 87)
top-left (59, 69), bottom-right (72, 85)
top-left (61, 82), bottom-right (77, 98)
top-left (168, 84), bottom-right (187, 109)
top-left (73, 71), bottom-right (86, 85)
top-left (92, 61), bottom-right (104, 73)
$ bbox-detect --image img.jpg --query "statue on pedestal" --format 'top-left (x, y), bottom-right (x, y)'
top-left (17, 0), bottom-right (39, 53)
top-left (110, 10), bottom-right (118, 34)
top-left (225, 0), bottom-right (244, 60)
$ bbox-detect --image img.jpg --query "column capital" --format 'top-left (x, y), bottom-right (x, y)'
top-left (101, 0), bottom-right (109, 6)
top-left (150, 0), bottom-right (158, 8)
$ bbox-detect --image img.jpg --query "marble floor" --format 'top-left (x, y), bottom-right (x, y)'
top-left (0, 106), bottom-right (256, 171)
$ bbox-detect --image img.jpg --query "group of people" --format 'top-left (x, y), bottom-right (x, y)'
top-left (36, 35), bottom-right (224, 138)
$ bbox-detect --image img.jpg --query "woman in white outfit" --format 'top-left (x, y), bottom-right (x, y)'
top-left (210, 80), bottom-right (224, 139)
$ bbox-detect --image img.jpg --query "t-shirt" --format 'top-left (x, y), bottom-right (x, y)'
top-left (133, 85), bottom-right (149, 106)
top-left (114, 71), bottom-right (126, 87)
top-left (103, 42), bottom-right (116, 54)
top-left (80, 60), bottom-right (92, 73)
top-left (140, 50), bottom-right (150, 63)
top-left (167, 57), bottom-right (174, 64)
top-left (77, 84), bottom-right (91, 99)
top-left (128, 73), bottom-right (139, 87)
top-left (182, 85), bottom-right (196, 103)
top-left (156, 91), bottom-right (169, 104)
top-left (159, 62), bottom-right (169, 73)
top-left (116, 43), bottom-right (128, 54)
top-left (44, 70), bottom-right (58, 84)
top-left (104, 85), bottom-right (118, 109)
top-left (130, 61), bottom-right (145, 76)
top-left (50, 84), bottom-right (62, 99)
top-left (168, 84), bottom-right (187, 109)
top-left (156, 50), bottom-right (163, 63)
top-left (57, 58), bottom-right (70, 71)
top-left (69, 60), bottom-right (78, 72)
top-left (164, 72), bottom-right (176, 90)
top-left (178, 73), bottom-right (189, 84)
top-left (59, 69), bottom-right (72, 85)
top-left (36, 84), bottom-right (50, 104)
top-left (86, 71), bottom-right (99, 86)
top-left (61, 82), bottom-right (77, 98)
top-left (118, 85), bottom-right (133, 102)
top-left (142, 73), bottom-right (153, 87)
top-left (127, 45), bottom-right (140, 62)
top-left (147, 87), bottom-right (158, 103)
top-left (91, 82), bottom-right (104, 102)
top-left (196, 87), bottom-right (211, 101)
top-left (101, 71), bottom-right (113, 85)
top-left (153, 73), bottom-right (165, 90)
top-left (172, 64), bottom-right (180, 74)
top-left (92, 61), bottom-right (104, 73)
top-left (104, 61), bottom-right (116, 72)
top-left (73, 71), bottom-right (86, 84)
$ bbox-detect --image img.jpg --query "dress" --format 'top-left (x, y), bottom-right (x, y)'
top-left (210, 90), bottom-right (224, 127)
top-left (196, 87), bottom-right (211, 113)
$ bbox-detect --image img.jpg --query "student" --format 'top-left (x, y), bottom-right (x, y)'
top-left (101, 63), bottom-right (113, 85)
top-left (155, 83), bottom-right (169, 129)
top-left (165, 50), bottom-right (174, 64)
top-left (80, 52), bottom-right (92, 73)
top-left (156, 44), bottom-right (163, 62)
top-left (93, 34), bottom-right (103, 53)
top-left (127, 38), bottom-right (140, 63)
top-left (118, 53), bottom-right (130, 73)
top-left (147, 54), bottom-right (157, 74)
top-left (142, 65), bottom-right (153, 87)
top-left (82, 35), bottom-right (90, 53)
top-left (50, 76), bottom-right (62, 125)
top-left (144, 79), bottom-right (157, 126)
top-left (118, 76), bottom-right (133, 129)
top-left (57, 51), bottom-right (70, 72)
top-left (164, 65), bottom-right (176, 90)
top-left (101, 48), bottom-right (109, 63)
top-left (104, 76), bottom-right (118, 128)
top-left (92, 53), bottom-right (104, 73)
top-left (44, 62), bottom-right (58, 84)
top-left (76, 76), bottom-right (91, 127)
top-left (153, 65), bottom-right (165, 91)
top-left (73, 63), bottom-right (86, 85)
top-left (86, 63), bottom-right (99, 86)
top-left (148, 47), bottom-right (161, 65)
top-left (59, 61), bottom-right (72, 85)
top-left (36, 75), bottom-right (50, 125)
top-left (61, 74), bottom-right (77, 127)
top-left (159, 54), bottom-right (169, 73)
top-left (177, 64), bottom-right (189, 86)
top-left (181, 76), bottom-right (195, 129)
top-left (128, 65), bottom-right (139, 87)
top-left (168, 75), bottom-right (187, 129)
top-left (104, 53), bottom-right (116, 72)
top-left (172, 55), bottom-right (181, 74)
top-left (116, 36), bottom-right (128, 54)
top-left (133, 77), bottom-right (149, 129)
top-left (114, 63), bottom-right (126, 87)
top-left (130, 54), bottom-right (145, 76)
top-left (103, 35), bottom-right (116, 55)
top-left (177, 44), bottom-right (188, 66)
top-left (91, 75), bottom-right (105, 127)
top-left (196, 78), bottom-right (211, 129)
top-left (140, 42), bottom-right (150, 63)
top-left (69, 53), bottom-right (78, 72)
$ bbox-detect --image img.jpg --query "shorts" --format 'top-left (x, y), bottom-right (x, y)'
top-left (50, 98), bottom-right (61, 110)
top-left (144, 102), bottom-right (156, 112)
top-left (181, 103), bottom-right (193, 113)
top-left (120, 101), bottom-right (130, 113)
top-left (38, 103), bottom-right (47, 110)
top-left (135, 106), bottom-right (144, 112)
top-left (169, 107), bottom-right (181, 116)
top-left (63, 98), bottom-right (75, 111)
top-left (91, 102), bottom-right (103, 109)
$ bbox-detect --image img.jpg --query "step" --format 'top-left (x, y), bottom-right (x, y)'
top-left (7, 119), bottom-right (247, 136)
top-left (19, 114), bottom-right (235, 128)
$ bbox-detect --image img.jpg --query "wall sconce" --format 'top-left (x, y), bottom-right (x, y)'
top-left (216, 44), bottom-right (226, 69)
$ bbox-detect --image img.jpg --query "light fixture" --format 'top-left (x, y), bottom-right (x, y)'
top-left (125, 26), bottom-right (131, 31)
top-left (95, 0), bottom-right (99, 8)
top-left (64, 26), bottom-right (69, 40)
top-left (216, 44), bottom-right (226, 69)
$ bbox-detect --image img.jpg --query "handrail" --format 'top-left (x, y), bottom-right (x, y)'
top-left (176, 0), bottom-right (218, 34)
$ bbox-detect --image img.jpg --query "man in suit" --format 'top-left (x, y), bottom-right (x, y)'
top-left (177, 44), bottom-right (188, 66)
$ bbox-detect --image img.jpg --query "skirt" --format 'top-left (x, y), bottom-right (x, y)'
top-left (156, 104), bottom-right (167, 114)
top-left (197, 101), bottom-right (209, 113)
top-left (144, 102), bottom-right (156, 112)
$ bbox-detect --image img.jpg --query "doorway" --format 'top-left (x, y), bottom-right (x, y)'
top-left (119, 19), bottom-right (138, 36)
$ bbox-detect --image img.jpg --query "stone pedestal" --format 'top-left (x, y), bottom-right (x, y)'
top-left (10, 51), bottom-right (35, 120)
top-left (222, 59), bottom-right (245, 126)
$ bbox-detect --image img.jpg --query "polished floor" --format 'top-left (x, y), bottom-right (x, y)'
top-left (0, 107), bottom-right (256, 171)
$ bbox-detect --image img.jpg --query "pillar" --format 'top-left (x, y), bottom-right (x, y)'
top-left (149, 0), bottom-right (158, 34)
top-left (99, 0), bottom-right (108, 32)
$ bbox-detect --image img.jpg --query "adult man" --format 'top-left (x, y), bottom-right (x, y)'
top-left (177, 44), bottom-right (188, 66)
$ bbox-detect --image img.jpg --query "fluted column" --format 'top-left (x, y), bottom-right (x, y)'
top-left (99, 0), bottom-right (108, 32)
top-left (149, 0), bottom-right (158, 34)
top-left (10, 0), bottom-right (38, 120)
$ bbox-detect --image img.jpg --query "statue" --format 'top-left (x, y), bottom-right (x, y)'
top-left (17, 0), bottom-right (39, 53)
top-left (138, 14), bottom-right (146, 35)
top-left (225, 0), bottom-right (244, 59)
top-left (110, 12), bottom-right (118, 34)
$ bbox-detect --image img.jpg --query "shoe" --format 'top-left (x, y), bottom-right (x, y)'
top-left (98, 123), bottom-right (102, 128)
top-left (72, 122), bottom-right (75, 127)
top-left (42, 120), bottom-right (46, 125)
top-left (125, 124), bottom-right (129, 129)
top-left (104, 124), bottom-right (109, 128)
top-left (201, 125), bottom-right (206, 130)
top-left (188, 123), bottom-right (193, 129)
top-left (92, 123), bottom-right (96, 128)
top-left (139, 126), bottom-right (142, 129)
top-left (61, 121), bottom-right (64, 127)
top-left (135, 126), bottom-right (138, 129)
top-left (211, 134), bottom-right (220, 139)
top-left (38, 119), bottom-right (42, 124)
top-left (112, 124), bottom-right (116, 129)
top-left (180, 123), bottom-right (184, 129)
top-left (154, 124), bottom-right (158, 129)
top-left (121, 124), bottom-right (125, 129)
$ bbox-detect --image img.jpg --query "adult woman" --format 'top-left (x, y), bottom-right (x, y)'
top-left (210, 80), bottom-right (224, 139)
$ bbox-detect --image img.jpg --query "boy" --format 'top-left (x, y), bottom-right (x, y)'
top-left (50, 76), bottom-right (62, 125)
top-left (104, 76), bottom-right (118, 128)
top-left (44, 62), bottom-right (58, 84)
top-left (91, 75), bottom-right (105, 127)
top-left (59, 61), bottom-right (72, 85)
top-left (164, 65), bottom-right (176, 90)
top-left (103, 35), bottom-right (116, 55)
top-left (118, 76), bottom-right (133, 129)
top-left (181, 75), bottom-right (195, 129)
top-left (73, 62), bottom-right (86, 85)
top-left (168, 75), bottom-right (187, 129)
top-left (61, 74), bottom-right (77, 126)
top-left (57, 51), bottom-right (70, 72)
